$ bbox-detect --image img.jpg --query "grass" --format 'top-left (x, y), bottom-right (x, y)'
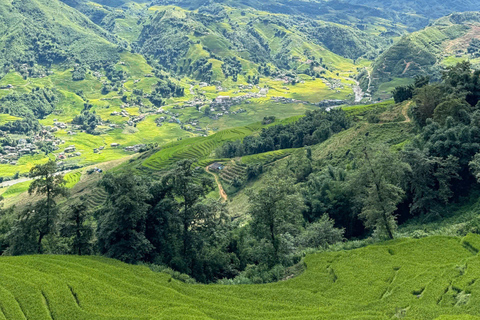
top-left (1, 235), bottom-right (480, 319)
top-left (64, 171), bottom-right (81, 189)
top-left (342, 100), bottom-right (395, 118)
top-left (241, 149), bottom-right (296, 164)
top-left (0, 181), bottom-right (31, 199)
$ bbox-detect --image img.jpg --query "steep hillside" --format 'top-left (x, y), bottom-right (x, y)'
top-left (369, 12), bottom-right (480, 96)
top-left (1, 235), bottom-right (480, 319)
top-left (346, 0), bottom-right (480, 20)
top-left (135, 5), bottom-right (377, 83)
top-left (0, 0), bottom-right (122, 75)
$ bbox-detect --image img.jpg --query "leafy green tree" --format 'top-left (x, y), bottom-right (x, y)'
top-left (433, 98), bottom-right (471, 125)
top-left (96, 173), bottom-right (153, 263)
top-left (302, 166), bottom-right (361, 238)
top-left (59, 200), bottom-right (93, 255)
top-left (412, 85), bottom-right (445, 127)
top-left (161, 160), bottom-right (215, 260)
top-left (28, 160), bottom-right (68, 253)
top-left (354, 144), bottom-right (410, 239)
top-left (470, 153), bottom-right (480, 183)
top-left (392, 85), bottom-right (414, 103)
top-left (247, 174), bottom-right (304, 264)
top-left (297, 214), bottom-right (344, 249)
top-left (403, 147), bottom-right (460, 216)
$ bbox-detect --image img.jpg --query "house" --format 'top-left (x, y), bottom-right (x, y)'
top-left (64, 146), bottom-right (76, 153)
top-left (215, 96), bottom-right (231, 104)
top-left (5, 153), bottom-right (19, 160)
top-left (209, 162), bottom-right (224, 171)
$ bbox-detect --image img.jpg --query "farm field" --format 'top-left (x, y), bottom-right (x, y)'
top-left (1, 235), bottom-right (480, 319)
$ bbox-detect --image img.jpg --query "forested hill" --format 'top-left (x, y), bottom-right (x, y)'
top-left (118, 0), bottom-right (480, 30)
top-left (0, 0), bottom-right (122, 76)
top-left (135, 4), bottom-right (382, 76)
top-left (368, 12), bottom-right (480, 92)
top-left (346, 0), bottom-right (480, 20)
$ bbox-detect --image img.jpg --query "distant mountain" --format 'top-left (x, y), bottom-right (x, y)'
top-left (133, 4), bottom-right (387, 83)
top-left (345, 0), bottom-right (480, 20)
top-left (0, 0), bottom-right (121, 76)
top-left (369, 12), bottom-right (480, 90)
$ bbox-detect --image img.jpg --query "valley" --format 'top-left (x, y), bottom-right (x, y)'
top-left (2, 0), bottom-right (480, 319)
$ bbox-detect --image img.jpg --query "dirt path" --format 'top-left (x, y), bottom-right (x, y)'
top-left (205, 166), bottom-right (228, 201)
top-left (402, 101), bottom-right (412, 123)
top-left (351, 78), bottom-right (364, 103)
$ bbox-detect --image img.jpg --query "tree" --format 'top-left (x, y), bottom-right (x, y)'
top-left (96, 173), bottom-right (153, 263)
top-left (247, 174), bottom-right (304, 264)
top-left (433, 98), bottom-right (471, 125)
top-left (354, 143), bottom-right (410, 239)
top-left (59, 199), bottom-right (93, 255)
top-left (28, 160), bottom-right (68, 253)
top-left (412, 85), bottom-right (445, 127)
top-left (392, 85), bottom-right (413, 103)
top-left (161, 160), bottom-right (215, 260)
top-left (403, 147), bottom-right (460, 216)
top-left (297, 214), bottom-right (344, 249)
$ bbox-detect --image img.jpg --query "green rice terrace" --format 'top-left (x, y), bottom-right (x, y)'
top-left (1, 235), bottom-right (480, 320)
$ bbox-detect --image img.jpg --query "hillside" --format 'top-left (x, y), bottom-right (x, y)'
top-left (1, 235), bottom-right (480, 319)
top-left (0, 0), bottom-right (122, 75)
top-left (369, 12), bottom-right (480, 97)
top-left (346, 0), bottom-right (480, 20)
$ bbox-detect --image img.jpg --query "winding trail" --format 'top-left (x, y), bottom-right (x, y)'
top-left (402, 101), bottom-right (412, 123)
top-left (205, 166), bottom-right (228, 201)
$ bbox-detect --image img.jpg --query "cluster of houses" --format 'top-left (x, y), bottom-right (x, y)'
top-left (319, 99), bottom-right (347, 108)
top-left (270, 96), bottom-right (311, 104)
top-left (128, 114), bottom-right (146, 126)
top-left (182, 97), bottom-right (207, 109)
top-left (111, 110), bottom-right (130, 118)
top-left (124, 144), bottom-right (146, 152)
top-left (274, 75), bottom-right (303, 85)
top-left (56, 145), bottom-right (82, 160)
top-left (93, 146), bottom-right (105, 154)
top-left (322, 78), bottom-right (344, 91)
top-left (0, 140), bottom-right (39, 165)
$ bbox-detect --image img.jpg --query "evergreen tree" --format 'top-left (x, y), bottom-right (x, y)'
top-left (27, 160), bottom-right (68, 253)
top-left (60, 199), bottom-right (93, 255)
top-left (96, 173), bottom-right (153, 263)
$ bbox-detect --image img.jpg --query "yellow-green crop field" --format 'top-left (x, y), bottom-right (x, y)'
top-left (1, 235), bottom-right (480, 319)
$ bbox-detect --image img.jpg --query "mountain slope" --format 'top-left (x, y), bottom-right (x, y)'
top-left (135, 5), bottom-right (378, 82)
top-left (346, 0), bottom-right (480, 20)
top-left (1, 235), bottom-right (480, 319)
top-left (369, 12), bottom-right (480, 92)
top-left (0, 0), bottom-right (121, 75)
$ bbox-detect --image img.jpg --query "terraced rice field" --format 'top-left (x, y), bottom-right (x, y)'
top-left (142, 125), bottom-right (261, 170)
top-left (241, 149), bottom-right (295, 165)
top-left (84, 187), bottom-right (108, 209)
top-left (64, 171), bottom-right (82, 189)
top-left (219, 162), bottom-right (247, 185)
top-left (2, 235), bottom-right (480, 319)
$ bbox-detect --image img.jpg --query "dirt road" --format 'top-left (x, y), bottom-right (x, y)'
top-left (205, 166), bottom-right (228, 201)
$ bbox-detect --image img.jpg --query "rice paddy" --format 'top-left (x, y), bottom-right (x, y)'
top-left (1, 235), bottom-right (480, 319)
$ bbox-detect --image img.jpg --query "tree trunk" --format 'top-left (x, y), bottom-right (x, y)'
top-left (37, 231), bottom-right (45, 254)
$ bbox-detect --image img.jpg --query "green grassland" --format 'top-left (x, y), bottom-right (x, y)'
top-left (1, 235), bottom-right (480, 319)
